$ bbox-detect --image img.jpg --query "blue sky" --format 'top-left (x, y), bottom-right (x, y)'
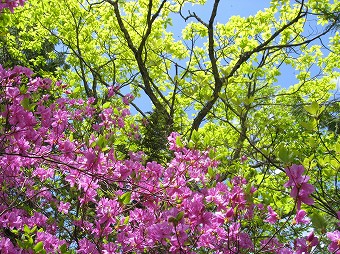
top-left (184, 0), bottom-right (272, 22)
top-left (132, 1), bottom-right (276, 113)
top-left (170, 1), bottom-right (272, 39)
top-left (131, 1), bottom-right (338, 114)
top-left (172, 0), bottom-right (302, 88)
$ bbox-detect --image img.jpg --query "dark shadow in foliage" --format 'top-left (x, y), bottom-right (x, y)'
top-left (319, 100), bottom-right (340, 135)
top-left (139, 108), bottom-right (175, 164)
top-left (291, 95), bottom-right (340, 135)
top-left (0, 26), bottom-right (69, 76)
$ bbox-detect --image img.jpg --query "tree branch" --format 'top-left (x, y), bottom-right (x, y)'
top-left (190, 1), bottom-right (310, 133)
top-left (106, 0), bottom-right (171, 121)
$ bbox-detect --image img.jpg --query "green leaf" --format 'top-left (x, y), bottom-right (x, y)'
top-left (69, 133), bottom-right (74, 142)
top-left (101, 146), bottom-right (110, 152)
top-left (20, 84), bottom-right (28, 94)
top-left (119, 191), bottom-right (131, 205)
top-left (168, 211), bottom-right (184, 226)
top-left (103, 102), bottom-right (111, 109)
top-left (33, 241), bottom-right (44, 252)
top-left (59, 244), bottom-right (68, 253)
top-left (203, 134), bottom-right (210, 147)
top-left (244, 96), bottom-right (254, 105)
top-left (176, 211), bottom-right (184, 221)
top-left (310, 212), bottom-right (327, 232)
top-left (191, 130), bottom-right (199, 144)
top-left (168, 216), bottom-right (176, 224)
top-left (21, 97), bottom-right (31, 110)
top-left (25, 235), bottom-right (34, 247)
top-left (90, 141), bottom-right (97, 148)
top-left (187, 140), bottom-right (195, 149)
top-left (175, 136), bottom-right (183, 148)
top-left (113, 108), bottom-right (119, 115)
top-left (207, 167), bottom-right (215, 177)
top-left (97, 135), bottom-right (106, 149)
top-left (304, 101), bottom-right (319, 116)
top-left (307, 136), bottom-right (316, 148)
top-left (208, 149), bottom-right (216, 158)
top-left (73, 86), bottom-right (81, 94)
top-left (23, 224), bottom-right (30, 234)
top-left (31, 226), bottom-right (37, 234)
top-left (300, 119), bottom-right (317, 131)
top-left (278, 145), bottom-right (291, 163)
top-left (17, 240), bottom-right (25, 249)
top-left (335, 142), bottom-right (340, 153)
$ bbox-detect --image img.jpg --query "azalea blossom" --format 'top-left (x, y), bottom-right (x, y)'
top-left (265, 206), bottom-right (279, 224)
top-left (58, 201), bottom-right (71, 214)
top-left (284, 164), bottom-right (314, 209)
top-left (327, 230), bottom-right (340, 254)
top-left (293, 209), bottom-right (310, 224)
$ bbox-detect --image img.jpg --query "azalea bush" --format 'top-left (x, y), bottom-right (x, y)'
top-left (0, 64), bottom-right (338, 253)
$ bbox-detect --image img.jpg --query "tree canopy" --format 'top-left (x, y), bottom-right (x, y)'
top-left (1, 0), bottom-right (340, 253)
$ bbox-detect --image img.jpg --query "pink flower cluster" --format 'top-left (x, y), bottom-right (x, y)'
top-left (327, 230), bottom-right (340, 253)
top-left (0, 66), bottom-right (338, 253)
top-left (284, 164), bottom-right (315, 210)
top-left (0, 0), bottom-right (26, 13)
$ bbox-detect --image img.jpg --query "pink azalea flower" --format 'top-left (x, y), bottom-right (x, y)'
top-left (60, 140), bottom-right (75, 158)
top-left (35, 231), bottom-right (66, 253)
top-left (87, 97), bottom-right (96, 104)
top-left (293, 209), bottom-right (310, 224)
top-left (107, 85), bottom-right (118, 98)
top-left (79, 188), bottom-right (97, 204)
top-left (103, 242), bottom-right (117, 254)
top-left (169, 223), bottom-right (189, 252)
top-left (32, 167), bottom-right (54, 181)
top-left (241, 155), bottom-right (248, 163)
top-left (0, 210), bottom-right (23, 230)
top-left (65, 169), bottom-right (81, 187)
top-left (96, 198), bottom-right (121, 224)
top-left (306, 231), bottom-right (319, 248)
top-left (239, 232), bottom-right (254, 249)
top-left (284, 164), bottom-right (306, 187)
top-left (280, 248), bottom-right (294, 254)
top-left (77, 175), bottom-right (99, 190)
top-left (167, 132), bottom-right (181, 151)
top-left (26, 212), bottom-right (48, 228)
top-left (77, 239), bottom-right (99, 254)
top-left (12, 65), bottom-right (32, 77)
top-left (117, 117), bottom-right (125, 128)
top-left (148, 222), bottom-right (172, 245)
top-left (230, 185), bottom-right (246, 208)
top-left (0, 0), bottom-right (27, 13)
top-left (284, 164), bottom-right (314, 209)
top-left (295, 237), bottom-right (309, 253)
top-left (265, 206), bottom-right (279, 224)
top-left (0, 237), bottom-right (17, 254)
top-left (58, 201), bottom-right (71, 214)
top-left (121, 108), bottom-right (130, 116)
top-left (260, 238), bottom-right (285, 253)
top-left (51, 110), bottom-right (68, 132)
top-left (122, 93), bottom-right (134, 105)
top-left (327, 230), bottom-right (340, 254)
